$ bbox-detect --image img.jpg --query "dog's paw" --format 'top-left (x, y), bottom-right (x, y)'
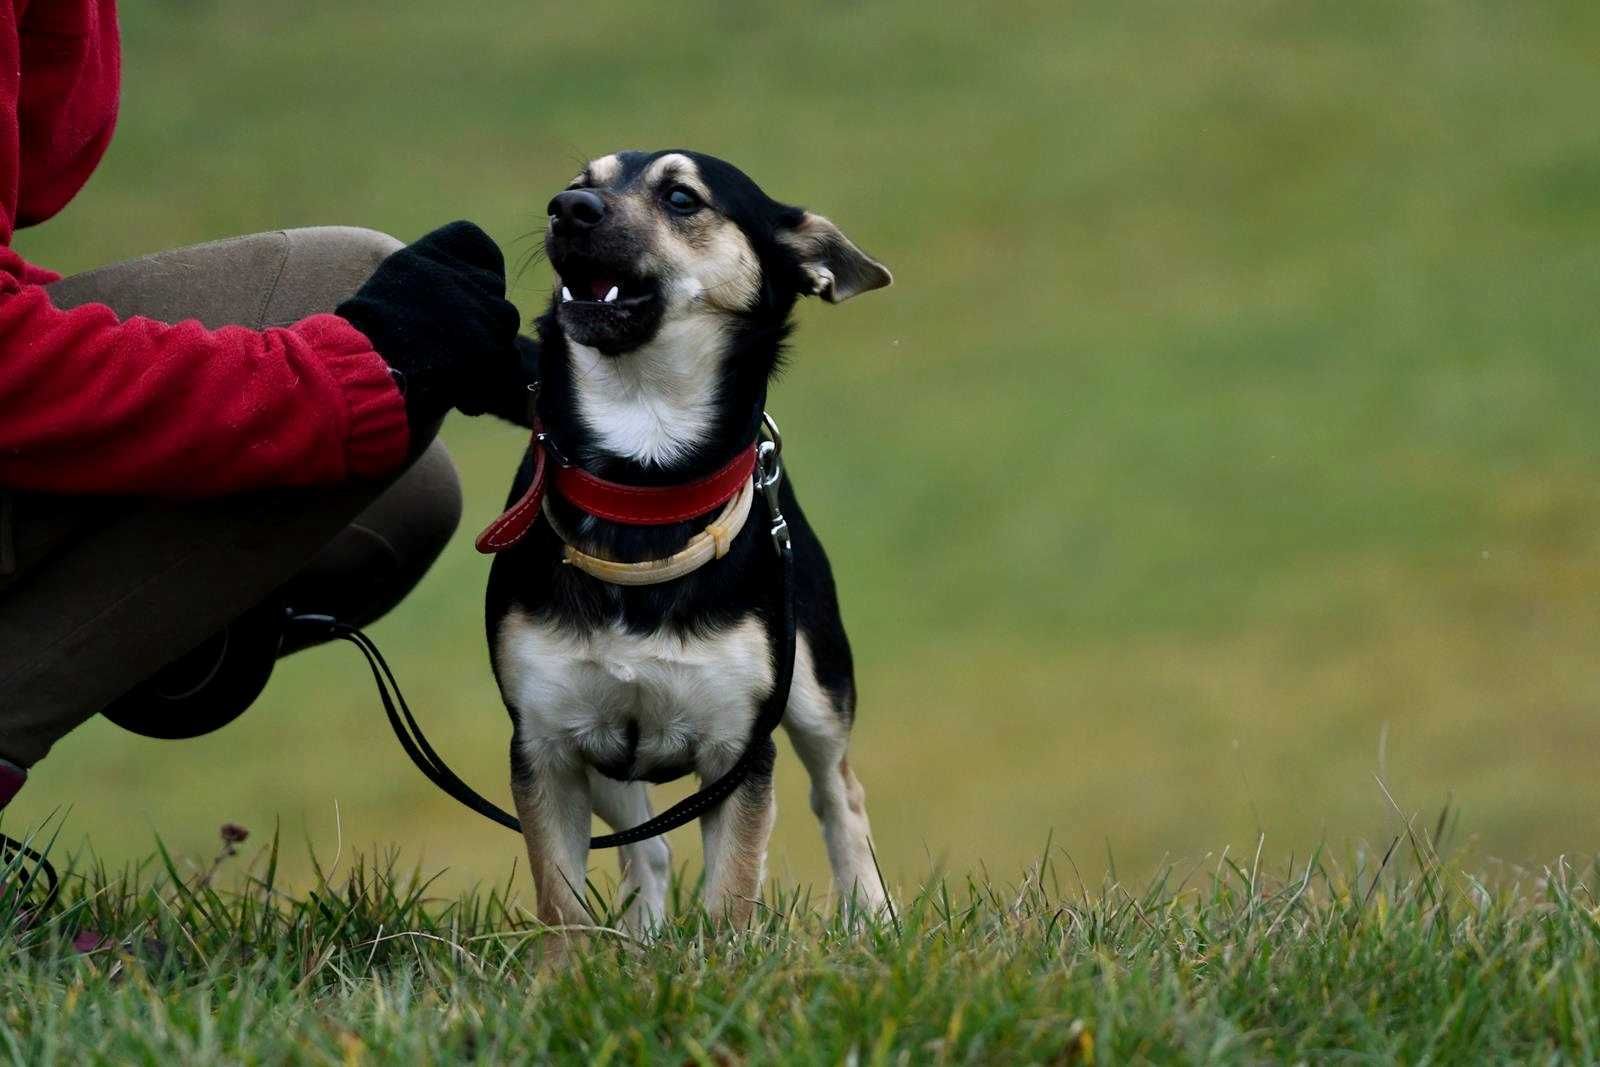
top-left (835, 883), bottom-right (897, 932)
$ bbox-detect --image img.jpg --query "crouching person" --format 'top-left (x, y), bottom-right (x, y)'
top-left (0, 220), bottom-right (528, 802)
top-left (0, 4), bottom-right (524, 807)
top-left (0, 221), bottom-right (525, 808)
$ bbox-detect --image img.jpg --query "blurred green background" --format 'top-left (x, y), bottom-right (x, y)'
top-left (11, 1), bottom-right (1600, 893)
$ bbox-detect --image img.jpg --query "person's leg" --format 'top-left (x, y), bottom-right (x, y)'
top-left (0, 228), bottom-right (461, 773)
top-left (43, 226), bottom-right (397, 331)
top-left (277, 441), bottom-right (461, 654)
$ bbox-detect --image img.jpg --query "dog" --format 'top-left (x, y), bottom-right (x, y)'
top-left (483, 149), bottom-right (892, 932)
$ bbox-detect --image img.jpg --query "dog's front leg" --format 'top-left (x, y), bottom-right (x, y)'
top-left (698, 736), bottom-right (777, 927)
top-left (510, 748), bottom-right (594, 934)
top-left (589, 773), bottom-right (671, 933)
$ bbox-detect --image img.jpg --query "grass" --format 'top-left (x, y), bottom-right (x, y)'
top-left (5, 820), bottom-right (1600, 1064)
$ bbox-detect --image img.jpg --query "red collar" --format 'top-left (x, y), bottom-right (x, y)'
top-left (475, 425), bottom-right (758, 554)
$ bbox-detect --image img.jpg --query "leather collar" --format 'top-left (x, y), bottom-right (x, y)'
top-left (475, 422), bottom-right (758, 554)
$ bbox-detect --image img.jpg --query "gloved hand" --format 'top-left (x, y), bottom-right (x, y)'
top-left (336, 221), bottom-right (525, 436)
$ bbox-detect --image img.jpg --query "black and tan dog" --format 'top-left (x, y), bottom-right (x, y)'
top-left (482, 150), bottom-right (892, 931)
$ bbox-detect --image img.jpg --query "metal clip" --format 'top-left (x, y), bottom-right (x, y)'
top-left (761, 411), bottom-right (783, 458)
top-left (756, 412), bottom-right (790, 553)
top-left (537, 429), bottom-right (573, 468)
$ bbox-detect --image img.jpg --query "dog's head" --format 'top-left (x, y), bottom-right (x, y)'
top-left (544, 149), bottom-right (892, 355)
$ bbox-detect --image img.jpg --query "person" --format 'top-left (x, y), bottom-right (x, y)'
top-left (0, 1), bottom-right (524, 811)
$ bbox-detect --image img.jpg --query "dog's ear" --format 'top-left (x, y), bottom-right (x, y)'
top-left (777, 212), bottom-right (892, 303)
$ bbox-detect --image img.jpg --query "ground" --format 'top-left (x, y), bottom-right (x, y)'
top-left (5, 825), bottom-right (1600, 1063)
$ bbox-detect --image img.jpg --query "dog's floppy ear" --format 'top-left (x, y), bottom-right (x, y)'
top-left (777, 212), bottom-right (893, 303)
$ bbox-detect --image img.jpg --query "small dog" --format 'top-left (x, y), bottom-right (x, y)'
top-left (483, 150), bottom-right (892, 931)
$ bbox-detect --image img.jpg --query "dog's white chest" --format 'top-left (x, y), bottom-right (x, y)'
top-left (495, 610), bottom-right (773, 776)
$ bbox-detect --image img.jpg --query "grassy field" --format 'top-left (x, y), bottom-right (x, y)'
top-left (6, 830), bottom-right (1600, 1063)
top-left (7, 0), bottom-right (1600, 922)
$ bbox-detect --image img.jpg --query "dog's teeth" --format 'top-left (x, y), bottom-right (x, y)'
top-left (561, 286), bottom-right (573, 303)
top-left (603, 286), bottom-right (620, 303)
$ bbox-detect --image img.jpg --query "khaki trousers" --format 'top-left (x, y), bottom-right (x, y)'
top-left (0, 228), bottom-right (461, 767)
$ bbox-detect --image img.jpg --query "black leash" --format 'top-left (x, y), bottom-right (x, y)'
top-left (1, 830), bottom-right (60, 919)
top-left (289, 431), bottom-right (797, 850)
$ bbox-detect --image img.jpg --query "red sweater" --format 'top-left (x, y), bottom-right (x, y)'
top-left (0, 0), bottom-right (409, 496)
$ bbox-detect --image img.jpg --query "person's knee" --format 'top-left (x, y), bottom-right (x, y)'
top-left (263, 226), bottom-right (404, 324)
top-left (315, 225), bottom-right (403, 276)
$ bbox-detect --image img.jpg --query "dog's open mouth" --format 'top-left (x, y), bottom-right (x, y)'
top-left (551, 263), bottom-right (664, 354)
top-left (558, 273), bottom-right (656, 308)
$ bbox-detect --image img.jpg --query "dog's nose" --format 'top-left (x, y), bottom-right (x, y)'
top-left (548, 189), bottom-right (606, 230)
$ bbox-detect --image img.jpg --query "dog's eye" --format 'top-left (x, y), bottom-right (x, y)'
top-left (665, 186), bottom-right (702, 215)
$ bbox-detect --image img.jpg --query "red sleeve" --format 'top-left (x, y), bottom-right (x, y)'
top-left (0, 248), bottom-right (411, 496)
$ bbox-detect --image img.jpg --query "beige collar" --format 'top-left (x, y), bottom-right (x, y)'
top-left (543, 474), bottom-right (755, 586)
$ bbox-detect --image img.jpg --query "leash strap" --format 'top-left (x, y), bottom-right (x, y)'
top-left (287, 614), bottom-right (520, 830)
top-left (1, 830), bottom-right (61, 919)
top-left (290, 437), bottom-right (797, 849)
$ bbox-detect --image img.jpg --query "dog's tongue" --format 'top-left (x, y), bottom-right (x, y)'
top-left (590, 279), bottom-right (617, 300)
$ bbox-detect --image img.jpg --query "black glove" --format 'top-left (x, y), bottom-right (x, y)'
top-left (337, 221), bottom-right (525, 435)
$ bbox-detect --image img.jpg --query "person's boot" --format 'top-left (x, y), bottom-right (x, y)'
top-left (99, 595), bottom-right (286, 740)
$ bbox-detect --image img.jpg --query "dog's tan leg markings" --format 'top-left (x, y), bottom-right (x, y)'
top-left (510, 764), bottom-right (593, 934)
top-left (699, 745), bottom-right (777, 927)
top-left (588, 773), bottom-right (670, 933)
top-left (839, 758), bottom-right (866, 815)
top-left (783, 638), bottom-right (889, 915)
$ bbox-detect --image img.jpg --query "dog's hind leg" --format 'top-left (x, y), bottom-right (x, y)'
top-left (698, 735), bottom-right (777, 927)
top-left (588, 773), bottom-right (671, 933)
top-left (510, 744), bottom-right (593, 935)
top-left (782, 639), bottom-right (889, 916)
